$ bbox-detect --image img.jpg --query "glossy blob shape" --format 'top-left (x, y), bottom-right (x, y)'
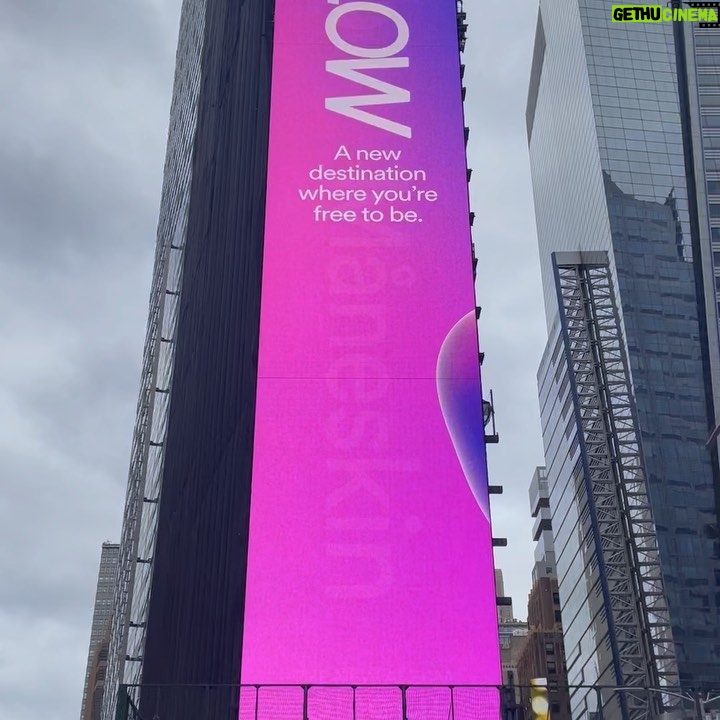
top-left (437, 310), bottom-right (489, 520)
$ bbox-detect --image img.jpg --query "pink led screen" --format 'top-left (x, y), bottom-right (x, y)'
top-left (242, 0), bottom-right (500, 693)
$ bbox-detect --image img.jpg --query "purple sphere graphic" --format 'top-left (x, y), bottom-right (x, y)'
top-left (437, 311), bottom-right (490, 520)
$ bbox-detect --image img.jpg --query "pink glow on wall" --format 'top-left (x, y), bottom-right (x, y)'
top-left (241, 0), bottom-right (500, 687)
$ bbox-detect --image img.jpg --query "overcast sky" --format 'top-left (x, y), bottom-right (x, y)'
top-left (0, 1), bottom-right (544, 718)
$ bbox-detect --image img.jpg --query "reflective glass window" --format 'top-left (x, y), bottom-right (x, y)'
top-left (698, 72), bottom-right (720, 86)
top-left (696, 54), bottom-right (720, 67)
top-left (702, 93), bottom-right (720, 106)
top-left (696, 33), bottom-right (720, 47)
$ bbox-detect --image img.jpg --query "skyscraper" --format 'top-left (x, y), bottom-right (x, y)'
top-left (527, 467), bottom-right (555, 582)
top-left (496, 569), bottom-right (517, 624)
top-left (526, 1), bottom-right (720, 715)
top-left (80, 542), bottom-right (119, 720)
top-left (103, 1), bottom-right (500, 719)
top-left (517, 467), bottom-right (570, 720)
top-left (495, 569), bottom-right (530, 716)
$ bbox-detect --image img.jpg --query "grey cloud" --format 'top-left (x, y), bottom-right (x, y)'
top-left (0, 453), bottom-right (117, 624)
top-left (0, 136), bottom-right (156, 265)
top-left (466, 1), bottom-right (548, 614)
top-left (1, 0), bottom-right (174, 72)
top-left (0, 610), bottom-right (90, 720)
top-left (0, 1), bottom-right (178, 718)
top-left (22, 347), bottom-right (143, 469)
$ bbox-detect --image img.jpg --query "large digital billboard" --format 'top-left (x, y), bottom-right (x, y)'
top-left (242, 0), bottom-right (499, 690)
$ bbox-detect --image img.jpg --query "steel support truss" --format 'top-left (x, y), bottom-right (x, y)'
top-left (554, 253), bottom-right (679, 720)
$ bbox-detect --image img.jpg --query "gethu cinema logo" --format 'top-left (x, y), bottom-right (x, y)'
top-left (612, 4), bottom-right (719, 22)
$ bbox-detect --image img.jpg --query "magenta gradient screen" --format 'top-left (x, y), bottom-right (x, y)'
top-left (241, 0), bottom-right (500, 688)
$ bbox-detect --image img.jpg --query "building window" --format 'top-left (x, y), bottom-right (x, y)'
top-left (545, 642), bottom-right (555, 654)
top-left (547, 661), bottom-right (557, 674)
top-left (552, 592), bottom-right (560, 605)
top-left (702, 114), bottom-right (720, 128)
top-left (698, 72), bottom-right (720, 87)
top-left (697, 54), bottom-right (720, 67)
top-left (696, 33), bottom-right (720, 47)
top-left (555, 610), bottom-right (563, 623)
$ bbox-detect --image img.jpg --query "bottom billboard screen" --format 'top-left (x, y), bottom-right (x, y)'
top-left (238, 687), bottom-right (501, 720)
top-left (240, 0), bottom-right (500, 699)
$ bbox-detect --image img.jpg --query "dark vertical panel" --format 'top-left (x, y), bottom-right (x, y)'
top-left (141, 0), bottom-right (274, 716)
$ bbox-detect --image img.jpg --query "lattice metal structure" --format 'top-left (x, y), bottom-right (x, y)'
top-left (553, 252), bottom-right (679, 720)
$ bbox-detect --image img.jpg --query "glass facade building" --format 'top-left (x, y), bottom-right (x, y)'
top-left (81, 543), bottom-right (119, 720)
top-left (102, 0), bottom-right (270, 717)
top-left (527, 0), bottom-right (720, 712)
top-left (529, 466), bottom-right (557, 581)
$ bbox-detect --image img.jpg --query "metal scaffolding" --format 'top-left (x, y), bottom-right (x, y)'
top-left (553, 252), bottom-right (679, 720)
top-left (115, 683), bottom-right (720, 720)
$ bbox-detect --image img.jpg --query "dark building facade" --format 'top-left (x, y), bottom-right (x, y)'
top-left (140, 0), bottom-right (272, 695)
top-left (103, 1), bottom-right (274, 717)
top-left (517, 577), bottom-right (570, 720)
